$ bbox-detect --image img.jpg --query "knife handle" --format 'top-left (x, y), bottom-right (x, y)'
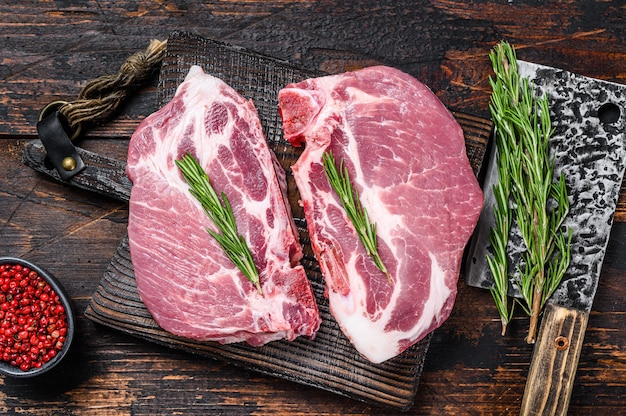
top-left (520, 303), bottom-right (589, 416)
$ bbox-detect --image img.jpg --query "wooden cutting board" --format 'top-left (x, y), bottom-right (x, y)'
top-left (81, 31), bottom-right (491, 410)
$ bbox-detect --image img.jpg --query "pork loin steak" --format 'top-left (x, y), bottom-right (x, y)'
top-left (278, 66), bottom-right (483, 363)
top-left (127, 65), bottom-right (320, 346)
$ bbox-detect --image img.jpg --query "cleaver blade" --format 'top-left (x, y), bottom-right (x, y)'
top-left (465, 61), bottom-right (626, 415)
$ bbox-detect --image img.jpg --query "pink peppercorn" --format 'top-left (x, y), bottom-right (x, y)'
top-left (0, 263), bottom-right (68, 372)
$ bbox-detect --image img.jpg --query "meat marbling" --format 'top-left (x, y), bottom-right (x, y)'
top-left (127, 65), bottom-right (320, 346)
top-left (278, 66), bottom-right (483, 363)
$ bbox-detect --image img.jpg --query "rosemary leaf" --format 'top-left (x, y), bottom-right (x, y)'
top-left (176, 153), bottom-right (262, 294)
top-left (322, 150), bottom-right (391, 283)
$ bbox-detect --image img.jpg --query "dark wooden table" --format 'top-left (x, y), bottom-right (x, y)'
top-left (1, 1), bottom-right (625, 414)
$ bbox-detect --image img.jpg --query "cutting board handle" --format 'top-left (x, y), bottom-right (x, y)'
top-left (520, 303), bottom-right (589, 416)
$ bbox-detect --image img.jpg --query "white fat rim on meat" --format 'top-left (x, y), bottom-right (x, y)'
top-left (330, 252), bottom-right (451, 364)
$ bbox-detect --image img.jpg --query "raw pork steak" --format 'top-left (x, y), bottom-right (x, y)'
top-left (127, 65), bottom-right (320, 346)
top-left (278, 66), bottom-right (483, 363)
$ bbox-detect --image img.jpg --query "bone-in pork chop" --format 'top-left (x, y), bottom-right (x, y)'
top-left (278, 66), bottom-right (482, 362)
top-left (127, 65), bottom-right (320, 346)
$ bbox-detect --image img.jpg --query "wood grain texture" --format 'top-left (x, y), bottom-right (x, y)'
top-left (2, 1), bottom-right (626, 414)
top-left (2, 1), bottom-right (625, 136)
top-left (520, 304), bottom-right (589, 416)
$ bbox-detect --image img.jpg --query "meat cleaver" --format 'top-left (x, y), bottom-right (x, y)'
top-left (465, 60), bottom-right (626, 415)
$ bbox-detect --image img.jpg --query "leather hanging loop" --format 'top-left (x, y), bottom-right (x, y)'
top-left (36, 105), bottom-right (85, 181)
top-left (39, 100), bottom-right (82, 140)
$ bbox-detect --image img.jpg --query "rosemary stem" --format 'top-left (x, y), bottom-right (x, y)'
top-left (526, 284), bottom-right (543, 344)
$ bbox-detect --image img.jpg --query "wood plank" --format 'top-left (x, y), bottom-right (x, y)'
top-left (3, 1), bottom-right (625, 138)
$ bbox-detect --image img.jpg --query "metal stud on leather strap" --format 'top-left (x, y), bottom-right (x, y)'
top-left (36, 102), bottom-right (85, 181)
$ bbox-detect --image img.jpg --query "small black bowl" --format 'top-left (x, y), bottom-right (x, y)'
top-left (0, 257), bottom-right (75, 378)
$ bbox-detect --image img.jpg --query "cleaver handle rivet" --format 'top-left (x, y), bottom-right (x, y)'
top-left (554, 336), bottom-right (569, 351)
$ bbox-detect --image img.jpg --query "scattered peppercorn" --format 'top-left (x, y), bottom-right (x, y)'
top-left (0, 263), bottom-right (68, 372)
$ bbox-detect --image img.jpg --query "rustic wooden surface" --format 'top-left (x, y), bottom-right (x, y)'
top-left (1, 1), bottom-right (625, 415)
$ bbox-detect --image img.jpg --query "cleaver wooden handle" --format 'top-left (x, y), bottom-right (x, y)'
top-left (520, 303), bottom-right (589, 416)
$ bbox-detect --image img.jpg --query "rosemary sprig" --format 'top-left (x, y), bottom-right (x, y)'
top-left (322, 151), bottom-right (391, 283)
top-left (176, 153), bottom-right (262, 294)
top-left (486, 41), bottom-right (571, 342)
top-left (485, 138), bottom-right (516, 336)
top-left (486, 41), bottom-right (523, 336)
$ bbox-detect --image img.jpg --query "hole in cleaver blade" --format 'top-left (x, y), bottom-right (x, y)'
top-left (598, 102), bottom-right (621, 125)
